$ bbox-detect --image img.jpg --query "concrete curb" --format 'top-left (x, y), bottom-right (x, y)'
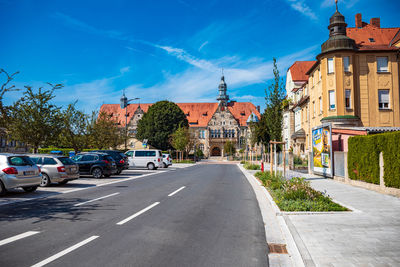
top-left (237, 164), bottom-right (305, 267)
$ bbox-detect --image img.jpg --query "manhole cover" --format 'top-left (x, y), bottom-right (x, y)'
top-left (268, 243), bottom-right (288, 254)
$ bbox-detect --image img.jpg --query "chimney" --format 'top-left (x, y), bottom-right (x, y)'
top-left (355, 13), bottom-right (362, 28)
top-left (256, 105), bottom-right (260, 113)
top-left (370, 18), bottom-right (380, 28)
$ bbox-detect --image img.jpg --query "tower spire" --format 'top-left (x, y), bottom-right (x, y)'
top-left (335, 0), bottom-right (338, 12)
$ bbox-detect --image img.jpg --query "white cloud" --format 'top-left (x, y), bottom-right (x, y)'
top-left (198, 41), bottom-right (209, 51)
top-left (286, 0), bottom-right (318, 21)
top-left (321, 0), bottom-right (360, 9)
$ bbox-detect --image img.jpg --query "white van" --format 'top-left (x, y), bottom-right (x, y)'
top-left (125, 150), bottom-right (163, 170)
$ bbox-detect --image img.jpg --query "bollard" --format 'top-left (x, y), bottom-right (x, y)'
top-left (261, 162), bottom-right (264, 172)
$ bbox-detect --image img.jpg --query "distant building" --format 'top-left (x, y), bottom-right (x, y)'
top-left (100, 76), bottom-right (261, 157)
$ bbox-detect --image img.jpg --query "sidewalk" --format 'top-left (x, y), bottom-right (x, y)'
top-left (241, 166), bottom-right (400, 267)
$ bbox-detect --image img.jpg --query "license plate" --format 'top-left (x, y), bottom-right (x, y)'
top-left (24, 171), bottom-right (34, 176)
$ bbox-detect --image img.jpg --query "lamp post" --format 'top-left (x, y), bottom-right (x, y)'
top-left (120, 92), bottom-right (139, 150)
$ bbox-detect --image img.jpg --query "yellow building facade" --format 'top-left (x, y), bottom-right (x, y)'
top-left (299, 11), bottom-right (400, 153)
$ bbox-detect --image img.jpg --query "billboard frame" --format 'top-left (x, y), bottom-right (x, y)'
top-left (311, 123), bottom-right (333, 177)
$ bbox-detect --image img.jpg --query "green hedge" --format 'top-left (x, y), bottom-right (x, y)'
top-left (348, 131), bottom-right (400, 188)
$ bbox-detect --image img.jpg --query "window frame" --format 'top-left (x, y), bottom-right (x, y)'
top-left (329, 90), bottom-right (336, 110)
top-left (378, 89), bottom-right (390, 110)
top-left (327, 58), bottom-right (334, 74)
top-left (343, 56), bottom-right (350, 72)
top-left (377, 57), bottom-right (389, 73)
top-left (345, 89), bottom-right (352, 109)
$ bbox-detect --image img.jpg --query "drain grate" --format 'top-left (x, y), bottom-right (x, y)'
top-left (268, 243), bottom-right (288, 254)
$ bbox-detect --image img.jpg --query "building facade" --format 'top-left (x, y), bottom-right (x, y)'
top-left (294, 6), bottom-right (400, 154)
top-left (100, 76), bottom-right (261, 158)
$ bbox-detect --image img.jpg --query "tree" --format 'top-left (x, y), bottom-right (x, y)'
top-left (137, 100), bottom-right (188, 150)
top-left (0, 69), bottom-right (20, 128)
top-left (263, 58), bottom-right (285, 147)
top-left (224, 140), bottom-right (236, 156)
top-left (58, 101), bottom-right (89, 153)
top-left (170, 125), bottom-right (189, 161)
top-left (8, 84), bottom-right (63, 153)
top-left (87, 111), bottom-right (123, 149)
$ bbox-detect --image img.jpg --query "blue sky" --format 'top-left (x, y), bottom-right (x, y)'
top-left (1, 0), bottom-right (399, 112)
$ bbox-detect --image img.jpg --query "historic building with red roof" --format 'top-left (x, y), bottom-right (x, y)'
top-left (100, 76), bottom-right (261, 157)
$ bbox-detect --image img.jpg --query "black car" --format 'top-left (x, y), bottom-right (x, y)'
top-left (91, 150), bottom-right (129, 174)
top-left (71, 153), bottom-right (117, 178)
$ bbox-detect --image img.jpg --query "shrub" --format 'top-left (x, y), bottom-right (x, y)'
top-left (348, 131), bottom-right (400, 188)
top-left (172, 159), bottom-right (195, 164)
top-left (244, 162), bottom-right (260, 170)
top-left (254, 171), bottom-right (347, 212)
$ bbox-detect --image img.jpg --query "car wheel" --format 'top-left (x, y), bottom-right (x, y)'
top-left (58, 180), bottom-right (68, 185)
top-left (0, 181), bottom-right (6, 196)
top-left (147, 163), bottom-right (155, 170)
top-left (163, 163), bottom-right (168, 168)
top-left (22, 186), bottom-right (38, 192)
top-left (92, 168), bottom-right (103, 179)
top-left (40, 173), bottom-right (51, 187)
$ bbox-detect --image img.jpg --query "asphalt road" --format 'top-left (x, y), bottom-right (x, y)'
top-left (0, 164), bottom-right (269, 267)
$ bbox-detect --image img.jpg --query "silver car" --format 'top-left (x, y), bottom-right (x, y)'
top-left (0, 153), bottom-right (42, 195)
top-left (29, 154), bottom-right (79, 187)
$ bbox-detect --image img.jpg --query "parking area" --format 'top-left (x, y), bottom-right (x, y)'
top-left (0, 164), bottom-right (194, 206)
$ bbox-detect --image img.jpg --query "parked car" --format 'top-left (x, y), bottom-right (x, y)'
top-left (71, 152), bottom-right (117, 178)
top-left (125, 149), bottom-right (163, 170)
top-left (0, 153), bottom-right (42, 195)
top-left (28, 154), bottom-right (79, 187)
top-left (91, 150), bottom-right (129, 174)
top-left (162, 154), bottom-right (172, 168)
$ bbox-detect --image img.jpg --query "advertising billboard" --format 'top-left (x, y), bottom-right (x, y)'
top-left (312, 124), bottom-right (333, 177)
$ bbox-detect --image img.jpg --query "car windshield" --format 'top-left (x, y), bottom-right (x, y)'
top-left (58, 157), bottom-right (76, 165)
top-left (8, 156), bottom-right (34, 166)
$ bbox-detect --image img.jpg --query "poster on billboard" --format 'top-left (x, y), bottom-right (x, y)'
top-left (312, 123), bottom-right (333, 177)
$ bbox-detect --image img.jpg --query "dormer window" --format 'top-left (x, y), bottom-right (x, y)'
top-left (240, 111), bottom-right (245, 116)
top-left (185, 112), bottom-right (190, 116)
top-left (202, 112), bottom-right (207, 116)
top-left (368, 38), bottom-right (375, 42)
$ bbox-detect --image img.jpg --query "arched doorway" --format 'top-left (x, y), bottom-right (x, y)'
top-left (211, 146), bottom-right (221, 156)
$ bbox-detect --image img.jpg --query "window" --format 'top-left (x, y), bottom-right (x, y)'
top-left (319, 97), bottom-right (323, 114)
top-left (82, 155), bottom-right (95, 161)
top-left (58, 157), bottom-right (75, 165)
top-left (345, 90), bottom-right (351, 109)
top-left (369, 38), bottom-right (375, 42)
top-left (313, 101), bottom-right (316, 117)
top-left (329, 90), bottom-right (336, 110)
top-left (378, 90), bottom-right (390, 109)
top-left (377, 57), bottom-right (388, 72)
top-left (30, 157), bottom-right (43, 165)
top-left (43, 157), bottom-right (57, 165)
top-left (327, 58), bottom-right (334, 74)
top-left (135, 151), bottom-right (145, 157)
top-left (343, 56), bottom-right (350, 72)
top-left (8, 156), bottom-right (33, 166)
top-left (125, 151), bottom-right (134, 157)
top-left (199, 144), bottom-right (204, 151)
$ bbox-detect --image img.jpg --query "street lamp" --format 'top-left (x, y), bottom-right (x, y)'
top-left (120, 92), bottom-right (139, 150)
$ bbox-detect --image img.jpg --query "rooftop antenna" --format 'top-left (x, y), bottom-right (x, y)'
top-left (221, 68), bottom-right (224, 77)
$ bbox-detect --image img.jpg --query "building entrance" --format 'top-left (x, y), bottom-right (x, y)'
top-left (211, 146), bottom-right (221, 156)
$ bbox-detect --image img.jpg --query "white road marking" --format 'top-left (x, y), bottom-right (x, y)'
top-left (116, 202), bottom-right (160, 225)
top-left (31, 236), bottom-right (99, 267)
top-left (0, 231), bottom-right (40, 247)
top-left (74, 192), bottom-right (120, 207)
top-left (168, 186), bottom-right (186, 197)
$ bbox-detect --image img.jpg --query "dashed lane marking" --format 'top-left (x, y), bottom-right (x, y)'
top-left (0, 231), bottom-right (40, 247)
top-left (74, 192), bottom-right (120, 207)
top-left (116, 202), bottom-right (160, 225)
top-left (168, 186), bottom-right (186, 197)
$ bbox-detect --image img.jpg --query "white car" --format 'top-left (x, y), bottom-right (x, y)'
top-left (162, 154), bottom-right (172, 168)
top-left (125, 149), bottom-right (163, 170)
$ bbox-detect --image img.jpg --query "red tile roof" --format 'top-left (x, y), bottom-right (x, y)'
top-left (347, 25), bottom-right (400, 51)
top-left (288, 61), bottom-right (317, 82)
top-left (100, 101), bottom-right (261, 128)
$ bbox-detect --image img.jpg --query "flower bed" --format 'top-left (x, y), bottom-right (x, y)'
top-left (254, 171), bottom-right (348, 212)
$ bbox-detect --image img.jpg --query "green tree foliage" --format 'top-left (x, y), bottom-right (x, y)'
top-left (170, 126), bottom-right (190, 152)
top-left (8, 84), bottom-right (62, 153)
top-left (87, 111), bottom-right (123, 149)
top-left (263, 58), bottom-right (285, 145)
top-left (137, 100), bottom-right (188, 150)
top-left (0, 69), bottom-right (20, 128)
top-left (224, 140), bottom-right (236, 156)
top-left (58, 101), bottom-right (89, 153)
